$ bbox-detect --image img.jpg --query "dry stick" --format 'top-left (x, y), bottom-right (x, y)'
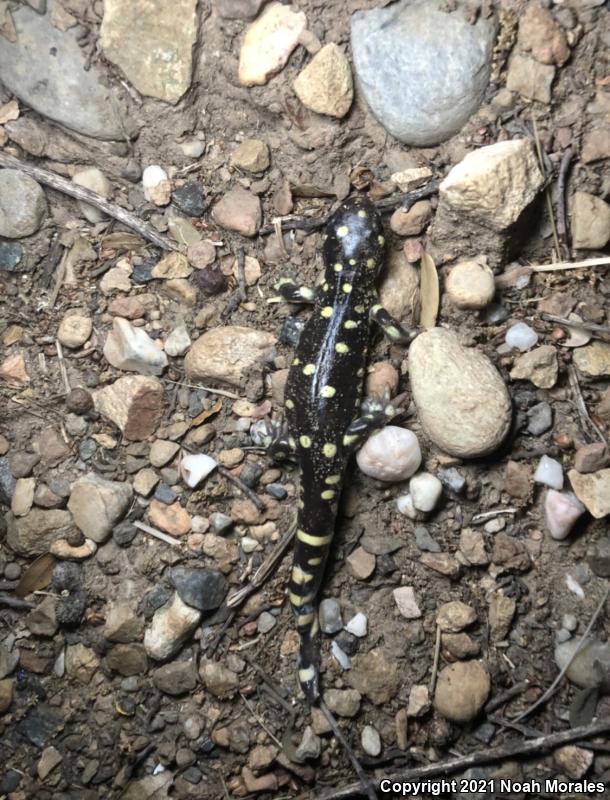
top-left (567, 364), bottom-right (608, 447)
top-left (541, 312), bottom-right (610, 340)
top-left (556, 147), bottom-right (573, 260)
top-left (0, 152), bottom-right (177, 252)
top-left (485, 680), bottom-right (531, 714)
top-left (161, 378), bottom-right (240, 400)
top-left (428, 624), bottom-right (442, 696)
top-left (531, 256), bottom-right (610, 272)
top-left (471, 508), bottom-right (518, 524)
top-left (55, 341), bottom-right (71, 395)
top-left (0, 594), bottom-right (36, 610)
top-left (532, 116), bottom-right (562, 262)
top-left (318, 718), bottom-right (610, 800)
top-left (514, 585), bottom-right (610, 723)
top-left (218, 465), bottom-right (265, 512)
top-left (239, 691), bottom-right (283, 749)
top-left (133, 520), bottom-right (183, 549)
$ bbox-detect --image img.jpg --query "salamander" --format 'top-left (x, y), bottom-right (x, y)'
top-left (275, 195), bottom-right (417, 703)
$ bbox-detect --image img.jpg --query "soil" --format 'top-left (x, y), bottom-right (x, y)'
top-left (0, 1), bottom-right (609, 799)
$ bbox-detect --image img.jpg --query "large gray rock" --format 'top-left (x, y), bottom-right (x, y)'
top-left (68, 473), bottom-right (133, 543)
top-left (0, 170), bottom-right (47, 238)
top-left (0, 0), bottom-right (136, 140)
top-left (6, 509), bottom-right (73, 556)
top-left (351, 0), bottom-right (496, 146)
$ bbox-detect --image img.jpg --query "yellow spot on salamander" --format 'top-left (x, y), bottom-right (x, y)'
top-left (334, 263), bottom-right (343, 273)
top-left (366, 258), bottom-right (376, 269)
top-left (297, 612), bottom-right (315, 627)
top-left (285, 399), bottom-right (294, 409)
top-left (323, 282), bottom-right (329, 291)
top-left (299, 666), bottom-right (316, 682)
top-left (342, 283), bottom-right (352, 294)
top-left (291, 565), bottom-right (313, 585)
top-left (387, 326), bottom-right (401, 339)
top-left (325, 474), bottom-right (341, 484)
top-left (354, 304), bottom-right (366, 314)
top-left (321, 306), bottom-right (333, 318)
top-left (289, 590), bottom-right (314, 607)
top-left (321, 490), bottom-right (335, 500)
top-left (357, 367), bottom-right (365, 377)
top-left (372, 303), bottom-right (382, 314)
top-left (357, 209), bottom-right (367, 218)
top-left (344, 320), bottom-right (358, 329)
top-left (288, 436), bottom-right (296, 448)
top-left (349, 259), bottom-right (356, 266)
top-left (378, 235), bottom-right (385, 246)
top-left (320, 385), bottom-right (336, 398)
top-left (308, 557), bottom-right (323, 566)
top-left (323, 443), bottom-right (337, 458)
top-left (303, 363), bottom-right (315, 375)
top-left (337, 225), bottom-right (349, 237)
top-left (297, 529), bottom-right (333, 546)
top-left (292, 357), bottom-right (300, 365)
top-left (300, 286), bottom-right (314, 300)
top-left (335, 342), bottom-right (349, 353)
top-left (299, 435), bottom-right (312, 448)
top-left (343, 433), bottom-right (359, 446)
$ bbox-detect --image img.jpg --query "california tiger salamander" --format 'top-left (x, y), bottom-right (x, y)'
top-left (275, 195), bottom-right (417, 702)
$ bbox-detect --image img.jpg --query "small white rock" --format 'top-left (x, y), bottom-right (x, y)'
top-left (180, 453), bottom-right (217, 488)
top-left (345, 612), bottom-right (367, 638)
top-left (103, 317), bottom-right (168, 376)
top-left (396, 493), bottom-right (417, 519)
top-left (545, 489), bottom-right (586, 540)
top-left (393, 586), bottom-right (421, 619)
top-left (566, 573), bottom-right (585, 600)
top-left (331, 640), bottom-right (351, 670)
top-left (356, 426), bottom-right (421, 482)
top-left (179, 139), bottom-right (205, 159)
top-left (241, 536), bottom-right (258, 553)
top-left (361, 725), bottom-right (382, 757)
top-left (142, 165), bottom-right (171, 206)
top-left (165, 324), bottom-right (192, 357)
top-left (505, 321), bottom-right (538, 352)
top-left (409, 472), bottom-right (443, 512)
top-left (72, 167), bottom-right (111, 223)
top-left (534, 455), bottom-right (563, 490)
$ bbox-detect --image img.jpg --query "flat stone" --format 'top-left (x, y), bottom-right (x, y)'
top-left (144, 593), bottom-right (201, 660)
top-left (434, 660), bottom-right (490, 723)
top-left (11, 477), bottom-right (35, 517)
top-left (94, 375), bottom-right (166, 441)
top-left (378, 248), bottom-right (419, 320)
top-left (409, 328), bottom-right (511, 458)
top-left (351, 0), bottom-right (496, 146)
top-left (238, 2), bottom-right (307, 86)
top-left (488, 592), bottom-right (516, 641)
top-left (573, 342), bottom-right (610, 378)
top-left (510, 345), bottom-right (558, 389)
top-left (569, 469), bottom-right (610, 519)
top-left (436, 601), bottom-right (476, 633)
top-left (25, 596), bottom-right (58, 638)
top-left (65, 643), bottom-right (100, 684)
top-left (390, 200), bottom-right (433, 237)
top-left (147, 499), bottom-right (191, 537)
top-left (100, 0), bottom-right (198, 103)
top-left (323, 688), bottom-right (361, 718)
top-left (37, 745), bottom-right (62, 780)
top-left (571, 192), bottom-right (610, 250)
top-left (0, 0), bottom-right (136, 139)
top-left (105, 643), bottom-right (148, 676)
top-left (104, 602), bottom-right (144, 643)
top-left (506, 52), bottom-right (555, 103)
top-left (0, 353), bottom-right (29, 383)
top-left (230, 139), bottom-right (270, 173)
top-left (420, 551), bottom-right (461, 578)
top-left (152, 252), bottom-right (192, 280)
top-left (185, 326), bottom-right (276, 391)
top-left (68, 473), bottom-right (132, 543)
top-left (574, 443), bottom-right (609, 474)
top-left (0, 679), bottom-right (13, 715)
top-left (294, 43), bottom-right (353, 119)
top-left (6, 509), bottom-right (73, 556)
top-left (153, 661), bottom-right (197, 696)
top-left (460, 528), bottom-right (488, 565)
top-left (170, 566), bottom-right (228, 611)
top-left (0, 169), bottom-right (47, 239)
top-left (57, 311), bottom-right (92, 349)
top-left (393, 586), bottom-right (421, 619)
top-left (212, 186), bottom-right (261, 237)
top-left (347, 648), bottom-right (400, 704)
top-left (581, 127), bottom-right (610, 164)
top-left (104, 317), bottom-right (168, 376)
top-left (149, 439), bottom-right (180, 468)
top-left (346, 546), bottom-right (375, 580)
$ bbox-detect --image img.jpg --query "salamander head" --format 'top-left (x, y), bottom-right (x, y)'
top-left (322, 195), bottom-right (385, 288)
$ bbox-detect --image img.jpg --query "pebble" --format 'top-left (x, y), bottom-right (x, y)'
top-left (323, 688), bottom-right (361, 718)
top-left (187, 239), bottom-right (216, 269)
top-left (407, 685), bottom-right (431, 717)
top-left (436, 601), bottom-right (476, 633)
top-left (103, 317), bottom-right (168, 376)
top-left (438, 467), bottom-right (466, 494)
top-left (149, 439), bottom-right (180, 468)
top-left (68, 473), bottom-right (132, 543)
top-left (555, 637), bottom-right (610, 690)
top-left (346, 613), bottom-right (367, 638)
top-left (391, 167), bottom-right (433, 192)
top-left (361, 725), bottom-right (381, 757)
top-left (574, 443), bottom-right (609, 474)
top-left (506, 53), bottom-right (555, 104)
top-left (348, 648), bottom-right (400, 705)
top-left (365, 361), bottom-right (399, 398)
top-left (569, 468), bottom-right (610, 519)
top-left (510, 345), bottom-right (558, 389)
top-left (346, 546), bottom-right (376, 580)
top-left (50, 538), bottom-right (97, 561)
top-left (351, 0), bottom-right (496, 145)
top-left (230, 139), bottom-right (270, 173)
top-left (72, 167), bottom-right (111, 223)
top-left (545, 489), bottom-right (586, 540)
top-left (293, 43), bottom-right (353, 119)
top-left (185, 326), bottom-right (276, 391)
top-left (438, 139), bottom-right (544, 232)
top-left (0, 353), bottom-right (29, 383)
top-left (170, 566), bottom-right (227, 612)
top-left (393, 586), bottom-right (421, 619)
top-left (378, 249), bottom-right (419, 320)
top-left (421, 551), bottom-right (461, 578)
top-left (11, 477), bottom-right (35, 517)
top-left (356, 426), bottom-right (421, 482)
top-left (295, 726), bottom-right (321, 761)
top-left (554, 745), bottom-right (594, 781)
top-left (57, 311), bottom-right (93, 349)
top-left (582, 128), bottom-right (610, 165)
top-left (144, 593), bottom-right (202, 660)
top-left (319, 598), bottom-right (343, 634)
top-left (409, 328), bottom-right (511, 458)
top-left (100, 265), bottom-right (132, 294)
top-left (94, 375), bottom-right (166, 441)
top-left (518, 4), bottom-right (570, 66)
top-left (331, 640), bottom-right (351, 671)
top-left (180, 453), bottom-right (217, 488)
top-left (409, 472), bottom-right (442, 512)
top-left (148, 499), bottom-right (191, 536)
top-left (414, 526), bottom-right (441, 553)
top-left (534, 455), bottom-right (564, 490)
top-left (0, 241), bottom-right (22, 271)
top-left (200, 661), bottom-right (239, 698)
top-left (434, 660), bottom-right (491, 723)
top-left (238, 3), bottom-right (307, 86)
top-left (527, 401), bottom-right (553, 435)
top-left (446, 257), bottom-right (495, 310)
top-left (573, 342), bottom-right (610, 378)
top-left (504, 460), bottom-right (531, 499)
top-left (212, 186), bottom-right (261, 237)
top-left (65, 643), bottom-right (100, 684)
top-left (100, 0), bottom-right (198, 103)
top-left (210, 512), bottom-right (233, 535)
top-left (37, 746), bottom-right (62, 781)
top-left (396, 493), bottom-right (417, 520)
top-left (172, 182), bottom-right (207, 217)
top-left (0, 169), bottom-right (47, 238)
top-left (104, 602), bottom-right (144, 643)
top-left (152, 252), bottom-right (192, 280)
top-left (587, 537), bottom-right (610, 578)
top-left (142, 166), bottom-right (171, 206)
top-left (390, 200), bottom-right (432, 236)
top-left (505, 321), bottom-right (538, 352)
top-left (152, 661), bottom-right (197, 696)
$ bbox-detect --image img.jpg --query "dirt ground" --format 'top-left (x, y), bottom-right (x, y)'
top-left (1, 1), bottom-right (610, 799)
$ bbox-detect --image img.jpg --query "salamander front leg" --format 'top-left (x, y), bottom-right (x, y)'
top-left (275, 278), bottom-right (316, 304)
top-left (258, 417), bottom-right (295, 463)
top-left (342, 390), bottom-right (397, 452)
top-left (370, 303), bottom-right (418, 345)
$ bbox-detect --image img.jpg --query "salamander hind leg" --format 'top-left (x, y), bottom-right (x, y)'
top-left (370, 303), bottom-right (418, 345)
top-left (342, 388), bottom-right (398, 453)
top-left (276, 278), bottom-right (316, 304)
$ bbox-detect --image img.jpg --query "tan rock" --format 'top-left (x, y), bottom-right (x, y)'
top-left (149, 439), bottom-right (180, 468)
top-left (68, 473), bottom-right (132, 543)
top-left (434, 660), bottom-right (490, 722)
top-left (230, 139), bottom-right (270, 173)
top-left (144, 593), bottom-right (201, 660)
top-left (489, 591), bottom-right (516, 641)
top-left (293, 43), bottom-right (353, 118)
top-left (510, 345), bottom-right (558, 388)
top-left (57, 312), bottom-right (92, 349)
top-left (185, 326), bottom-right (276, 390)
top-left (581, 128), bottom-right (610, 164)
top-left (365, 361), bottom-right (399, 398)
top-left (152, 252), bottom-right (192, 280)
top-left (6, 509), bottom-right (73, 557)
top-left (65, 643), bottom-right (100, 684)
top-left (390, 200), bottom-right (433, 236)
top-left (148, 499), bottom-right (192, 536)
top-left (0, 678), bottom-right (13, 715)
top-left (573, 341), bottom-right (610, 377)
top-left (506, 53), bottom-right (555, 104)
top-left (518, 4), bottom-right (570, 66)
top-left (0, 352), bottom-right (29, 383)
top-left (11, 477), bottom-right (35, 517)
top-left (94, 375), bottom-right (166, 441)
top-left (445, 257), bottom-right (495, 310)
top-left (212, 186), bottom-right (261, 237)
top-left (571, 192), bottom-right (610, 250)
top-left (348, 648), bottom-right (400, 704)
top-left (569, 469), bottom-right (610, 519)
top-left (554, 745), bottom-right (594, 780)
top-left (238, 2), bottom-right (307, 86)
top-left (391, 167), bottom-right (433, 192)
top-left (436, 601), bottom-right (476, 633)
top-left (346, 546), bottom-right (376, 580)
top-left (378, 248), bottom-right (419, 320)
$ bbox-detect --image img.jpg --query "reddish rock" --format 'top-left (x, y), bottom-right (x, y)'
top-left (148, 500), bottom-right (191, 536)
top-left (212, 186), bottom-right (261, 237)
top-left (107, 296), bottom-right (145, 318)
top-left (518, 4), bottom-right (570, 66)
top-left (574, 443), bottom-right (609, 474)
top-left (94, 375), bottom-right (166, 441)
top-left (504, 460), bottom-right (532, 499)
top-left (0, 353), bottom-right (29, 383)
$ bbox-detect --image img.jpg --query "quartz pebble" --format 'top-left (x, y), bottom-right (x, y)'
top-left (361, 725), bottom-right (381, 757)
top-left (505, 322), bottom-right (538, 352)
top-left (331, 641), bottom-right (351, 671)
top-left (393, 586), bottom-right (421, 619)
top-left (346, 613), bottom-right (367, 638)
top-left (534, 455), bottom-right (563, 490)
top-left (545, 490), bottom-right (586, 540)
top-left (238, 3), bottom-right (307, 86)
top-left (409, 472), bottom-right (442, 512)
top-left (104, 318), bottom-right (168, 376)
top-left (396, 493), bottom-right (417, 520)
top-left (142, 165), bottom-right (171, 206)
top-left (356, 426), bottom-right (421, 482)
top-left (72, 167), bottom-right (111, 223)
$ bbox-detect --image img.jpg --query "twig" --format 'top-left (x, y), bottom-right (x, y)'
top-left (567, 364), bottom-right (608, 447)
top-left (55, 341), bottom-right (71, 395)
top-left (0, 152), bottom-right (177, 252)
top-left (161, 378), bottom-right (239, 400)
top-left (556, 147), bottom-right (573, 260)
top-left (318, 719), bottom-right (610, 800)
top-left (513, 585), bottom-right (610, 723)
top-left (239, 691), bottom-right (283, 748)
top-left (485, 680), bottom-right (531, 714)
top-left (319, 698), bottom-right (378, 800)
top-left (0, 594), bottom-right (35, 610)
top-left (531, 256), bottom-right (610, 272)
top-left (133, 520), bottom-right (183, 549)
top-left (429, 624), bottom-right (441, 696)
top-left (540, 313), bottom-right (610, 341)
top-left (471, 508), bottom-right (518, 524)
top-left (218, 465), bottom-right (265, 511)
top-left (487, 714), bottom-right (542, 739)
top-left (48, 247), bottom-right (68, 309)
top-left (221, 248), bottom-right (248, 319)
top-left (532, 116), bottom-right (562, 262)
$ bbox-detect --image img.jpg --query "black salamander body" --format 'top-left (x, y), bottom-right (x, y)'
top-left (280, 196), bottom-right (415, 702)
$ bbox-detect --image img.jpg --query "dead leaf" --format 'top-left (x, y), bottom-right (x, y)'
top-left (15, 553), bottom-right (56, 598)
top-left (191, 397), bottom-right (222, 427)
top-left (419, 251), bottom-right (439, 328)
top-left (0, 99), bottom-right (19, 125)
top-left (559, 313), bottom-right (592, 348)
top-left (100, 232), bottom-right (146, 251)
